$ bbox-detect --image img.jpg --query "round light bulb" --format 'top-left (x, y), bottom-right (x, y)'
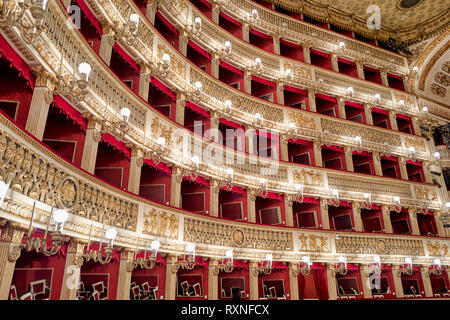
top-left (422, 106), bottom-right (428, 113)
top-left (405, 257), bottom-right (412, 264)
top-left (225, 249), bottom-right (233, 258)
top-left (254, 113), bottom-right (261, 119)
top-left (339, 41), bottom-right (345, 48)
top-left (157, 137), bottom-right (166, 146)
top-left (194, 17), bottom-right (201, 24)
top-left (226, 168), bottom-right (234, 176)
top-left (129, 13), bottom-right (139, 24)
top-left (266, 253), bottom-right (272, 261)
top-left (294, 184), bottom-right (302, 191)
top-left (332, 189), bottom-right (339, 196)
top-left (433, 152), bottom-right (440, 159)
top-left (151, 240), bottom-right (160, 250)
top-left (433, 258), bottom-right (441, 267)
top-left (120, 107), bottom-right (131, 119)
top-left (445, 202), bottom-right (450, 208)
top-left (302, 256), bottom-right (310, 263)
top-left (285, 68), bottom-right (292, 75)
top-left (259, 177), bottom-right (266, 185)
top-left (0, 181), bottom-right (8, 198)
top-left (363, 192), bottom-right (370, 199)
top-left (399, 99), bottom-right (405, 106)
top-left (347, 86), bottom-right (354, 93)
top-left (162, 53), bottom-right (171, 63)
top-left (355, 136), bottom-right (362, 143)
top-left (289, 122), bottom-right (295, 129)
top-left (413, 66), bottom-right (418, 72)
top-left (195, 81), bottom-right (202, 89)
top-left (374, 93), bottom-right (380, 100)
top-left (255, 57), bottom-right (261, 64)
top-left (105, 228), bottom-right (117, 241)
top-left (252, 9), bottom-right (258, 16)
top-left (53, 209), bottom-right (69, 224)
top-left (78, 62), bottom-right (91, 78)
top-left (192, 155), bottom-right (200, 165)
top-left (338, 256), bottom-right (346, 263)
top-left (224, 100), bottom-right (232, 107)
top-left (224, 41), bottom-right (231, 48)
top-left (373, 255), bottom-right (380, 264)
top-left (394, 196), bottom-right (400, 203)
top-left (408, 146), bottom-right (415, 153)
top-left (186, 243), bottom-right (195, 253)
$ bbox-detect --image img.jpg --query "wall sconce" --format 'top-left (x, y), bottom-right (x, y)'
top-left (282, 68), bottom-right (293, 84)
top-left (407, 146), bottom-right (418, 161)
top-left (391, 195), bottom-right (401, 213)
top-left (156, 53), bottom-right (171, 77)
top-left (194, 17), bottom-right (202, 31)
top-left (293, 256), bottom-right (312, 276)
top-left (427, 259), bottom-right (443, 276)
top-left (51, 60), bottom-right (92, 103)
top-left (187, 17), bottom-right (202, 37)
top-left (252, 57), bottom-right (262, 73)
top-left (219, 168), bottom-right (234, 191)
top-left (362, 192), bottom-right (372, 209)
top-left (119, 107), bottom-right (131, 127)
top-left (374, 93), bottom-right (381, 103)
top-left (0, 180), bottom-right (10, 206)
top-left (410, 66), bottom-right (419, 78)
top-left (254, 253), bottom-right (273, 275)
top-left (176, 243), bottom-right (196, 271)
top-left (150, 137), bottom-right (167, 165)
top-left (21, 203), bottom-right (68, 256)
top-left (223, 99), bottom-right (232, 115)
top-left (258, 177), bottom-right (268, 198)
top-left (347, 86), bottom-right (354, 97)
top-left (249, 9), bottom-right (259, 24)
top-left (399, 257), bottom-right (413, 276)
top-left (338, 41), bottom-right (346, 52)
top-left (223, 41), bottom-right (232, 57)
top-left (422, 106), bottom-right (428, 113)
top-left (192, 81), bottom-right (202, 101)
top-left (214, 249), bottom-right (234, 274)
top-left (128, 239), bottom-right (159, 270)
top-left (398, 99), bottom-right (405, 108)
top-left (329, 189), bottom-right (340, 207)
top-left (331, 256), bottom-right (348, 276)
top-left (114, 12), bottom-right (140, 46)
top-left (77, 62), bottom-right (91, 90)
top-left (1, 0), bottom-right (48, 44)
top-left (82, 223), bottom-right (117, 265)
top-left (182, 156), bottom-right (201, 181)
top-left (294, 184), bottom-right (304, 203)
top-left (253, 112), bottom-right (262, 126)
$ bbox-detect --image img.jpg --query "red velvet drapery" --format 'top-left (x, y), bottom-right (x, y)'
top-left (112, 44), bottom-right (140, 74)
top-left (251, 76), bottom-right (276, 88)
top-left (151, 76), bottom-right (176, 100)
top-left (188, 41), bottom-right (211, 60)
top-left (51, 95), bottom-right (87, 131)
top-left (143, 158), bottom-right (172, 174)
top-left (219, 12), bottom-right (242, 27)
top-left (185, 101), bottom-right (210, 118)
top-left (312, 268), bottom-right (329, 300)
top-left (219, 61), bottom-right (244, 76)
top-left (101, 133), bottom-right (131, 159)
top-left (298, 274), bottom-right (305, 300)
top-left (155, 11), bottom-right (179, 36)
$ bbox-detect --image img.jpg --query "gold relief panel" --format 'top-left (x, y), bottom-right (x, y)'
top-left (336, 235), bottom-right (425, 256)
top-left (298, 233), bottom-right (330, 253)
top-left (143, 209), bottom-right (179, 239)
top-left (404, 137), bottom-right (426, 153)
top-left (288, 112), bottom-right (316, 130)
top-left (293, 168), bottom-right (322, 187)
top-left (414, 185), bottom-right (438, 202)
top-left (183, 217), bottom-right (293, 251)
top-left (426, 240), bottom-right (450, 257)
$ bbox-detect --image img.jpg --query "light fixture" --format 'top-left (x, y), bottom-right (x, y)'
top-left (157, 137), bottom-right (166, 148)
top-left (433, 151), bottom-right (440, 159)
top-left (422, 106), bottom-right (428, 113)
top-left (339, 41), bottom-right (345, 49)
top-left (250, 9), bottom-right (259, 23)
top-left (129, 239), bottom-right (160, 270)
top-left (224, 40), bottom-right (232, 56)
top-left (374, 93), bottom-right (381, 103)
top-left (113, 12), bottom-right (141, 45)
top-left (193, 81), bottom-right (202, 101)
top-left (105, 228), bottom-right (117, 246)
top-left (253, 253), bottom-right (273, 275)
top-left (408, 146), bottom-right (415, 153)
top-left (53, 209), bottom-right (69, 231)
top-left (175, 243), bottom-right (196, 271)
top-left (293, 256), bottom-right (312, 276)
top-left (253, 112), bottom-right (263, 126)
top-left (219, 167), bottom-right (234, 191)
top-left (223, 99), bottom-right (232, 114)
top-left (214, 249), bottom-right (234, 274)
top-left (188, 16), bottom-right (202, 36)
top-left (226, 168), bottom-right (234, 178)
top-left (363, 193), bottom-right (370, 199)
top-left (76, 62), bottom-right (92, 91)
top-left (192, 155), bottom-right (200, 166)
top-left (156, 53), bottom-right (171, 77)
top-left (347, 86), bottom-right (354, 97)
top-left (433, 258), bottom-right (441, 268)
top-left (82, 223), bottom-right (116, 264)
top-left (129, 13), bottom-right (140, 33)
top-left (373, 255), bottom-right (381, 266)
top-left (329, 189), bottom-right (339, 207)
top-left (398, 99), bottom-right (405, 107)
top-left (355, 135), bottom-right (362, 148)
top-left (194, 17), bottom-right (202, 31)
top-left (394, 196), bottom-right (400, 203)
top-left (120, 107), bottom-right (131, 122)
top-left (0, 181), bottom-right (10, 206)
top-left (413, 66), bottom-right (418, 73)
top-left (254, 57), bottom-right (262, 71)
top-left (294, 184), bottom-right (304, 202)
top-left (259, 177), bottom-right (266, 185)
top-left (332, 256), bottom-right (348, 276)
top-left (445, 202), bottom-right (450, 208)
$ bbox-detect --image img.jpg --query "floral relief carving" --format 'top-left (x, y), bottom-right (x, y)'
top-left (299, 233), bottom-right (330, 252)
top-left (143, 209), bottom-right (179, 239)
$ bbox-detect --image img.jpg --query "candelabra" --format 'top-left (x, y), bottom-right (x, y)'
top-left (181, 156), bottom-right (201, 181)
top-left (20, 202), bottom-right (68, 256)
top-left (127, 240), bottom-right (160, 270)
top-left (81, 223), bottom-right (117, 265)
top-left (250, 57), bottom-right (262, 74)
top-left (253, 254), bottom-right (273, 275)
top-left (331, 257), bottom-right (348, 276)
top-left (249, 9), bottom-right (258, 25)
top-left (174, 243), bottom-right (196, 271)
top-left (222, 99), bottom-right (232, 117)
top-left (191, 81), bottom-right (202, 102)
top-left (257, 177), bottom-right (268, 198)
top-left (213, 250), bottom-right (234, 274)
top-left (398, 264), bottom-right (413, 276)
top-left (113, 12), bottom-right (140, 46)
top-left (0, 0), bottom-right (49, 45)
top-left (293, 184), bottom-right (304, 203)
top-left (293, 257), bottom-right (312, 276)
top-left (328, 189), bottom-right (340, 207)
top-left (186, 16), bottom-right (202, 37)
top-left (148, 137), bottom-right (167, 166)
top-left (218, 168), bottom-right (234, 191)
top-left (154, 53), bottom-right (170, 78)
top-left (221, 41), bottom-right (232, 59)
top-left (362, 193), bottom-right (372, 210)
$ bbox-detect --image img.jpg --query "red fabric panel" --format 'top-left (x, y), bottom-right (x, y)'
top-left (264, 192), bottom-right (283, 200)
top-left (249, 28), bottom-right (272, 40)
top-left (219, 118), bottom-right (244, 130)
top-left (381, 155), bottom-right (398, 162)
top-left (310, 49), bottom-right (329, 58)
top-left (312, 268), bottom-right (329, 300)
top-left (150, 76), bottom-right (176, 100)
top-left (197, 0), bottom-right (212, 8)
top-left (288, 138), bottom-right (311, 145)
top-left (101, 133), bottom-right (131, 159)
top-left (338, 57), bottom-right (355, 65)
top-left (339, 200), bottom-right (352, 208)
top-left (112, 44), bottom-right (140, 74)
top-left (188, 41), bottom-right (211, 60)
top-left (52, 95), bottom-right (87, 131)
top-left (388, 73), bottom-right (403, 80)
top-left (0, 35), bottom-right (35, 89)
top-left (219, 12), bottom-right (242, 27)
top-left (345, 101), bottom-right (364, 109)
top-left (219, 61), bottom-right (243, 76)
top-left (280, 39), bottom-right (301, 48)
top-left (396, 114), bottom-right (411, 121)
top-left (298, 274), bottom-right (305, 299)
top-left (155, 11), bottom-right (179, 36)
top-left (300, 197), bottom-right (319, 204)
top-left (352, 150), bottom-right (372, 157)
top-left (364, 65), bottom-right (379, 73)
top-left (185, 101), bottom-right (210, 118)
top-left (322, 144), bottom-right (344, 153)
top-left (315, 93), bottom-right (336, 102)
top-left (371, 107), bottom-right (388, 115)
top-left (143, 158), bottom-right (172, 174)
top-left (220, 185), bottom-right (247, 195)
top-left (284, 86), bottom-right (307, 95)
top-left (72, 0), bottom-right (102, 36)
top-left (251, 76), bottom-right (276, 88)
top-left (183, 174), bottom-right (210, 186)
top-left (406, 160), bottom-right (422, 167)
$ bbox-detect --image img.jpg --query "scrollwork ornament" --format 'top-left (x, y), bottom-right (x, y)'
top-left (8, 243), bottom-right (21, 262)
top-left (74, 255), bottom-right (84, 268)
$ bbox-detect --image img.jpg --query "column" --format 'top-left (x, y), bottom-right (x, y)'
top-left (249, 261), bottom-right (259, 300)
top-left (211, 54), bottom-right (220, 78)
top-left (273, 36), bottom-right (280, 55)
top-left (138, 64), bottom-right (150, 101)
top-left (398, 156), bottom-right (409, 180)
top-left (25, 69), bottom-right (54, 140)
top-left (288, 263), bottom-right (299, 300)
top-left (352, 202), bottom-right (363, 232)
top-left (212, 5), bottom-right (220, 24)
top-left (422, 161), bottom-right (433, 184)
top-left (165, 254), bottom-right (178, 300)
top-left (313, 141), bottom-right (322, 167)
top-left (81, 117), bottom-right (101, 174)
top-left (344, 146), bottom-right (354, 172)
top-left (372, 151), bottom-right (383, 176)
top-left (0, 223), bottom-right (25, 300)
top-left (434, 211), bottom-right (446, 237)
top-left (326, 264), bottom-right (338, 300)
top-left (391, 265), bottom-right (404, 298)
top-left (116, 250), bottom-right (134, 300)
top-left (409, 210), bottom-right (420, 235)
top-left (170, 166), bottom-right (182, 207)
top-left (320, 199), bottom-right (330, 229)
top-left (364, 104), bottom-right (373, 125)
top-left (128, 147), bottom-right (144, 194)
top-left (303, 46), bottom-right (311, 64)
top-left (244, 70), bottom-right (252, 94)
top-left (60, 239), bottom-right (85, 300)
top-left (356, 61), bottom-right (365, 80)
top-left (99, 24), bottom-right (114, 65)
top-left (308, 89), bottom-right (316, 112)
top-left (389, 111), bottom-right (398, 130)
top-left (285, 196), bottom-right (294, 227)
top-left (208, 259), bottom-right (219, 300)
top-left (247, 190), bottom-right (256, 223)
top-left (175, 91), bottom-right (186, 125)
top-left (179, 34), bottom-right (188, 56)
top-left (380, 68), bottom-right (389, 87)
top-left (209, 111), bottom-right (220, 142)
top-left (337, 97), bottom-right (346, 120)
top-left (276, 82), bottom-right (285, 105)
top-left (360, 265), bottom-right (373, 299)
top-left (411, 116), bottom-right (421, 136)
top-left (280, 138), bottom-right (289, 162)
top-left (242, 22), bottom-right (250, 42)
top-left (331, 53), bottom-right (339, 72)
top-left (245, 126), bottom-right (256, 154)
top-left (420, 266), bottom-right (433, 298)
top-left (209, 180), bottom-right (219, 217)
top-left (146, 0), bottom-right (157, 24)
top-left (381, 205), bottom-right (393, 233)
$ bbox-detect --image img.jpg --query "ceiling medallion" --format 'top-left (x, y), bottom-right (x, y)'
top-left (397, 0), bottom-right (424, 10)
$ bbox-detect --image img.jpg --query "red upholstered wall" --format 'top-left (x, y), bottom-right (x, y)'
top-left (0, 58), bottom-right (33, 129)
top-left (131, 261), bottom-right (167, 299)
top-left (94, 141), bottom-right (131, 190)
top-left (109, 45), bottom-right (140, 95)
top-left (176, 263), bottom-right (209, 300)
top-left (255, 196), bottom-right (286, 226)
top-left (219, 190), bottom-right (248, 221)
top-left (12, 240), bottom-right (68, 300)
top-left (218, 264), bottom-right (250, 300)
top-left (287, 139), bottom-right (315, 165)
top-left (42, 105), bottom-right (86, 167)
top-left (360, 207), bottom-right (385, 232)
top-left (181, 180), bottom-right (211, 214)
top-left (400, 268), bottom-right (425, 296)
top-left (258, 268), bottom-right (290, 299)
top-left (292, 200), bottom-right (321, 228)
top-left (139, 164), bottom-right (172, 205)
top-left (328, 202), bottom-right (354, 231)
top-left (81, 258), bottom-right (121, 300)
top-left (335, 265), bottom-right (364, 299)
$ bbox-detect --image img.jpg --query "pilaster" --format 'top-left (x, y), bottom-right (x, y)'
top-left (59, 239), bottom-right (85, 300)
top-left (128, 147), bottom-right (144, 194)
top-left (116, 250), bottom-right (134, 300)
